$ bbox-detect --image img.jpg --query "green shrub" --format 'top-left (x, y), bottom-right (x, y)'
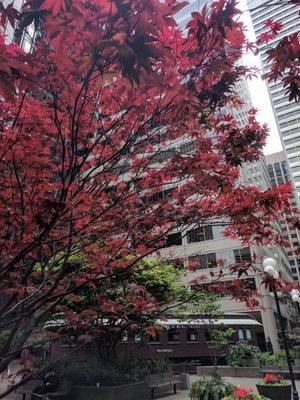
top-left (257, 350), bottom-right (289, 366)
top-left (293, 346), bottom-right (300, 359)
top-left (112, 349), bottom-right (137, 376)
top-left (256, 352), bottom-right (272, 365)
top-left (227, 341), bottom-right (259, 368)
top-left (136, 358), bottom-right (170, 378)
top-left (189, 374), bottom-right (235, 400)
top-left (273, 350), bottom-right (288, 366)
top-left (56, 360), bottom-right (131, 386)
top-left (222, 395), bottom-right (267, 400)
top-left (56, 355), bottom-right (171, 386)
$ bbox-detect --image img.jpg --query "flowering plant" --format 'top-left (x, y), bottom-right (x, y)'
top-left (222, 386), bottom-right (268, 400)
top-left (261, 374), bottom-right (286, 385)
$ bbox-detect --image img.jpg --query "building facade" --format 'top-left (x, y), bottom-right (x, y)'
top-left (265, 151), bottom-right (300, 282)
top-left (247, 0), bottom-right (300, 202)
top-left (169, 0), bottom-right (297, 352)
top-left (2, 0), bottom-right (36, 50)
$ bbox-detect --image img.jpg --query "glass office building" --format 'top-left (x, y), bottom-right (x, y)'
top-left (247, 0), bottom-right (300, 202)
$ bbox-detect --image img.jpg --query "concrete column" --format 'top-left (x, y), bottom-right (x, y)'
top-left (260, 308), bottom-right (280, 352)
top-left (255, 270), bottom-right (280, 352)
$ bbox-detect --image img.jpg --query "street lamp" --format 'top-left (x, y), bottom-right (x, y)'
top-left (263, 257), bottom-right (299, 400)
top-left (291, 289), bottom-right (300, 314)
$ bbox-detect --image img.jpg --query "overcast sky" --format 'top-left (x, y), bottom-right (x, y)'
top-left (239, 0), bottom-right (283, 155)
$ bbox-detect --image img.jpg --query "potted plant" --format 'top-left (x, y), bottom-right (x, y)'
top-left (222, 386), bottom-right (269, 399)
top-left (256, 374), bottom-right (291, 400)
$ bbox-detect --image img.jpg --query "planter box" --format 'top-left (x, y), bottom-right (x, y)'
top-left (244, 359), bottom-right (259, 367)
top-left (197, 366), bottom-right (260, 378)
top-left (60, 380), bottom-right (183, 400)
top-left (62, 383), bottom-right (151, 400)
top-left (256, 384), bottom-right (291, 400)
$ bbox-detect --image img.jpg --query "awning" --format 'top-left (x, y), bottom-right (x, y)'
top-left (157, 318), bottom-right (262, 327)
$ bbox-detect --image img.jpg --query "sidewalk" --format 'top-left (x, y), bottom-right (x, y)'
top-left (0, 380), bottom-right (22, 400)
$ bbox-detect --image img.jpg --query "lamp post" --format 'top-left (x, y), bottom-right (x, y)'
top-left (291, 289), bottom-right (300, 315)
top-left (263, 257), bottom-right (299, 400)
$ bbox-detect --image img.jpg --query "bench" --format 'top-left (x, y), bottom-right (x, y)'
top-left (37, 381), bottom-right (71, 400)
top-left (145, 372), bottom-right (181, 399)
top-left (259, 365), bottom-right (300, 380)
top-left (16, 380), bottom-right (71, 400)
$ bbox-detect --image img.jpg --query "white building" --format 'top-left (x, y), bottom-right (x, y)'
top-left (265, 151), bottom-right (300, 282)
top-left (167, 0), bottom-right (297, 351)
top-left (247, 0), bottom-right (300, 202)
top-left (2, 0), bottom-right (36, 50)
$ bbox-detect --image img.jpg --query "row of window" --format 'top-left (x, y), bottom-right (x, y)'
top-left (149, 142), bottom-right (195, 165)
top-left (145, 188), bottom-right (173, 203)
top-left (121, 327), bottom-right (252, 344)
top-left (278, 110), bottom-right (300, 122)
top-left (165, 225), bottom-right (213, 247)
top-left (188, 248), bottom-right (251, 271)
top-left (252, 3), bottom-right (293, 27)
top-left (267, 162), bottom-right (289, 187)
top-left (289, 259), bottom-right (300, 266)
top-left (283, 136), bottom-right (300, 147)
top-left (287, 146), bottom-right (300, 156)
top-left (276, 102), bottom-right (300, 114)
top-left (279, 118), bottom-right (300, 130)
top-left (289, 155), bottom-right (300, 163)
top-left (290, 164), bottom-right (300, 173)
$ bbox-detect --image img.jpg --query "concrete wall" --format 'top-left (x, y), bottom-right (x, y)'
top-left (55, 382), bottom-right (176, 400)
top-left (197, 366), bottom-right (260, 378)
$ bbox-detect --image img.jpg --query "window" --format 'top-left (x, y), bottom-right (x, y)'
top-left (204, 329), bottom-right (212, 342)
top-left (167, 329), bottom-right (180, 343)
top-left (234, 248), bottom-right (251, 263)
top-left (267, 165), bottom-right (275, 179)
top-left (165, 232), bottom-right (182, 247)
top-left (245, 329), bottom-right (252, 340)
top-left (238, 329), bottom-right (244, 340)
top-left (121, 332), bottom-right (128, 343)
top-left (150, 149), bottom-right (176, 164)
top-left (145, 188), bottom-right (173, 203)
top-left (149, 333), bottom-right (160, 343)
top-left (134, 333), bottom-right (141, 343)
top-left (180, 142), bottom-right (195, 155)
top-left (62, 336), bottom-right (77, 347)
top-left (189, 252), bottom-right (217, 270)
top-left (238, 328), bottom-right (252, 340)
top-left (187, 226), bottom-right (213, 243)
top-left (243, 278), bottom-right (256, 291)
top-left (186, 329), bottom-right (198, 342)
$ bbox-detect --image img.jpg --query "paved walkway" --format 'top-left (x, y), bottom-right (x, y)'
top-left (164, 376), bottom-right (300, 400)
top-left (2, 375), bottom-right (300, 400)
top-left (0, 380), bottom-right (22, 400)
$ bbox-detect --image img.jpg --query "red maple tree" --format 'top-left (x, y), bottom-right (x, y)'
top-left (0, 0), bottom-right (297, 396)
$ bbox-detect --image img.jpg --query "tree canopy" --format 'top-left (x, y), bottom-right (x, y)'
top-left (0, 0), bottom-right (298, 396)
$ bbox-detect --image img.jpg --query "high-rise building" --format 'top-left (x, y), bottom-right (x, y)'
top-left (266, 151), bottom-right (300, 282)
top-left (168, 0), bottom-right (297, 351)
top-left (247, 0), bottom-right (300, 202)
top-left (2, 0), bottom-right (36, 50)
